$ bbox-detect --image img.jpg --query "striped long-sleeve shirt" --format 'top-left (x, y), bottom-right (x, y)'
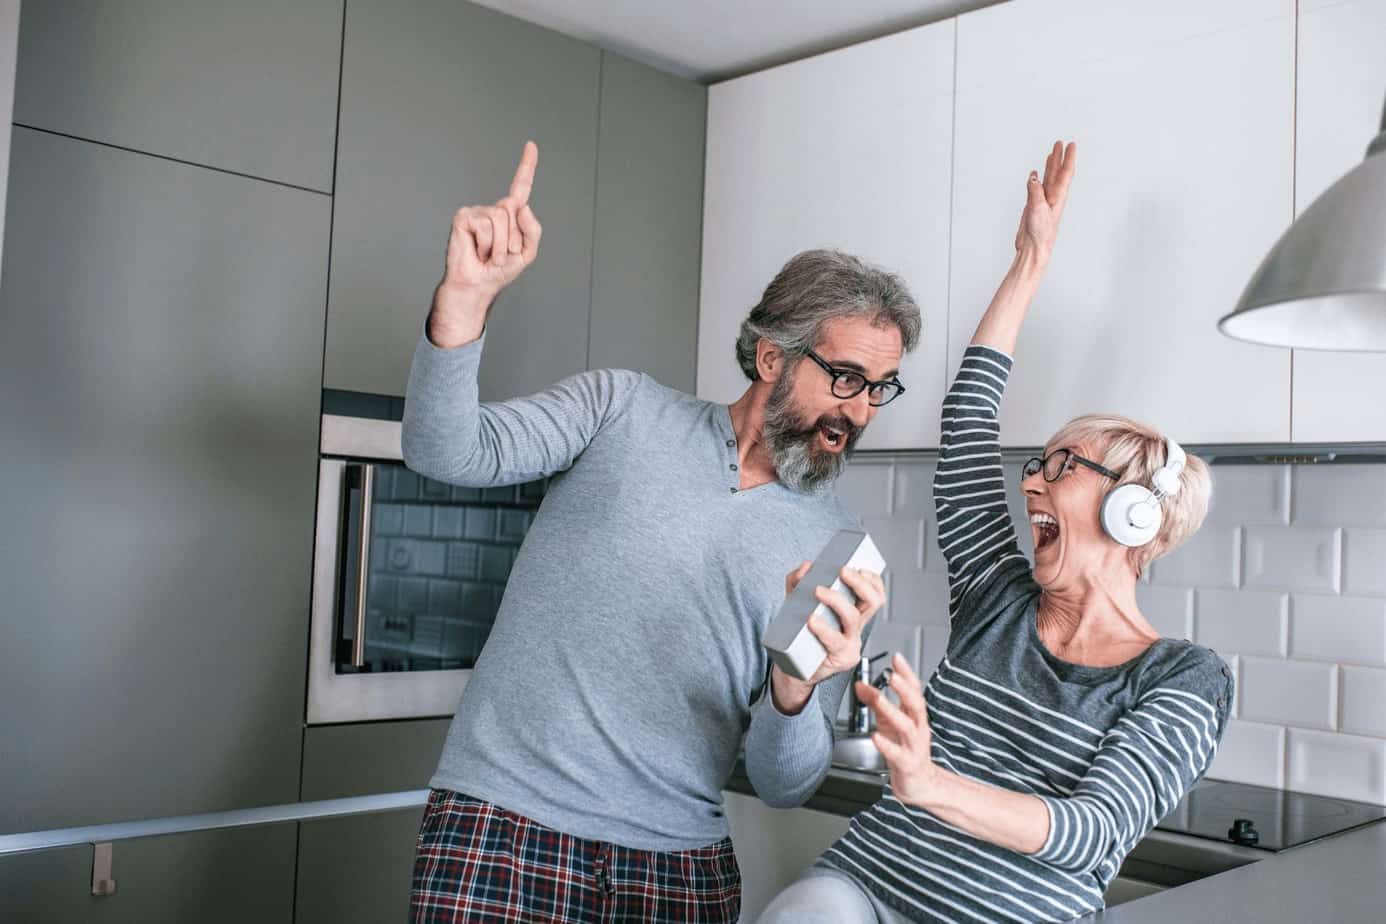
top-left (820, 345), bottom-right (1233, 923)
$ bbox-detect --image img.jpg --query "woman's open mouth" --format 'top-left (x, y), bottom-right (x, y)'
top-left (1030, 512), bottom-right (1060, 551)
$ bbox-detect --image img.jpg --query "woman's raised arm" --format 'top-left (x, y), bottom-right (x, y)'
top-left (971, 141), bottom-right (1076, 354)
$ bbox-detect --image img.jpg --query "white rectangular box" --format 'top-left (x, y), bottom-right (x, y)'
top-left (763, 530), bottom-right (886, 681)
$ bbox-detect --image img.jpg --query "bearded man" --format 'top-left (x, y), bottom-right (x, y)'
top-left (402, 142), bottom-right (920, 924)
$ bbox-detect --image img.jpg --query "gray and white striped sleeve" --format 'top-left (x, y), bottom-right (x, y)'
top-left (933, 344), bottom-right (1028, 618)
top-left (1030, 652), bottom-right (1234, 876)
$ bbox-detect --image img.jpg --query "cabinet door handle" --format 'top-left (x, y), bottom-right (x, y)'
top-left (348, 463), bottom-right (375, 669)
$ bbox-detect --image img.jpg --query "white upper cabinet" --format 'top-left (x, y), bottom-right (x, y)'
top-left (949, 0), bottom-right (1295, 447)
top-left (1290, 0), bottom-right (1386, 443)
top-left (698, 21), bottom-right (955, 450)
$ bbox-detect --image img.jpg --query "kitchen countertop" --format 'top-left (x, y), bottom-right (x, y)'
top-left (1076, 819), bottom-right (1386, 922)
top-left (725, 761), bottom-right (1386, 922)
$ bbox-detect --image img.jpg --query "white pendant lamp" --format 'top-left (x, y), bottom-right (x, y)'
top-left (1220, 93), bottom-right (1386, 350)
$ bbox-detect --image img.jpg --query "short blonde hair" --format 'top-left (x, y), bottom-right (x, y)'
top-left (1044, 414), bottom-right (1212, 573)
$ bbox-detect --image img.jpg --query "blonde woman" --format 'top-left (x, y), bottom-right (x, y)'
top-left (758, 142), bottom-right (1231, 923)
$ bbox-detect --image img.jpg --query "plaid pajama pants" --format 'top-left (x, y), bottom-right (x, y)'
top-left (411, 789), bottom-right (742, 923)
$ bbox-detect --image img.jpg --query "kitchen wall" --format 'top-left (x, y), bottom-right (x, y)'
top-left (836, 456), bottom-right (1386, 806)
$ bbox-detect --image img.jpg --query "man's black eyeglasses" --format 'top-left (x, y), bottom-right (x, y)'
top-left (1022, 448), bottom-right (1120, 483)
top-left (804, 350), bottom-right (906, 407)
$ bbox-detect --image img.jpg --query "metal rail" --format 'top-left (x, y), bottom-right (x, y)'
top-left (0, 789), bottom-right (429, 858)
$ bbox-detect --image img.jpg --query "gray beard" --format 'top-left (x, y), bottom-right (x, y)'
top-left (762, 369), bottom-right (862, 493)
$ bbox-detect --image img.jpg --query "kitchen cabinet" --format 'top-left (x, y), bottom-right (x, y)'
top-left (1288, 0), bottom-right (1386, 443)
top-left (13, 0), bottom-right (342, 192)
top-left (948, 0), bottom-right (1295, 447)
top-left (0, 827), bottom-right (296, 924)
top-left (325, 0), bottom-right (600, 400)
top-left (0, 129), bottom-right (326, 832)
top-left (327, 0), bottom-right (706, 401)
top-left (588, 52), bottom-right (707, 394)
top-left (723, 791), bottom-right (851, 923)
top-left (697, 21), bottom-right (956, 450)
top-left (294, 719), bottom-right (450, 924)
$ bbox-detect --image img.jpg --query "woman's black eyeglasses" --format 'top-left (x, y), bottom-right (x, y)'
top-left (805, 350), bottom-right (906, 407)
top-left (1022, 448), bottom-right (1120, 483)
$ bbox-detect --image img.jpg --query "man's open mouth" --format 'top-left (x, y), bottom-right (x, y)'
top-left (818, 422), bottom-right (848, 452)
top-left (1030, 512), bottom-right (1060, 551)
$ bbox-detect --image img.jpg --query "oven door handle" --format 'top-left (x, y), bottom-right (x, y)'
top-left (346, 462), bottom-right (375, 669)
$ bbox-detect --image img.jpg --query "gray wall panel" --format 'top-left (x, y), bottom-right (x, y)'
top-left (301, 719), bottom-right (450, 800)
top-left (325, 0), bottom-right (600, 398)
top-left (295, 720), bottom-right (450, 924)
top-left (589, 53), bottom-right (707, 393)
top-left (0, 128), bottom-right (328, 832)
top-left (296, 809), bottom-right (421, 924)
top-left (0, 827), bottom-right (296, 924)
top-left (14, 0), bottom-right (343, 192)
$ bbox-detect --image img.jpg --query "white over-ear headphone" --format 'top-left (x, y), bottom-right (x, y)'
top-left (1100, 437), bottom-right (1187, 548)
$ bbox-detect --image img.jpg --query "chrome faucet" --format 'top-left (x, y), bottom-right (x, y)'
top-left (848, 652), bottom-right (895, 735)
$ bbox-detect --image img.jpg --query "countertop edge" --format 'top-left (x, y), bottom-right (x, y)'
top-left (725, 761), bottom-right (1386, 922)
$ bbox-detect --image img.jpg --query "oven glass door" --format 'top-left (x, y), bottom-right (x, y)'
top-left (308, 416), bottom-right (544, 723)
top-left (336, 461), bottom-right (543, 674)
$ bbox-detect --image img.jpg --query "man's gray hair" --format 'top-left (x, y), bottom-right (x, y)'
top-left (734, 249), bottom-right (922, 381)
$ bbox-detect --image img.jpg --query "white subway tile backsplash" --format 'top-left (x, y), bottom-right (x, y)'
top-left (1195, 588), bottom-right (1287, 656)
top-left (1002, 461), bottom-right (1034, 562)
top-left (1340, 667), bottom-right (1386, 738)
top-left (1290, 595), bottom-right (1386, 666)
top-left (1217, 653), bottom-right (1241, 718)
top-left (828, 456), bottom-right (1386, 804)
top-left (862, 516), bottom-right (926, 571)
top-left (1149, 527), bottom-right (1240, 588)
top-left (1343, 529), bottom-right (1386, 596)
top-left (836, 462), bottom-right (894, 517)
top-left (863, 620), bottom-right (921, 673)
top-left (841, 621), bottom-right (924, 724)
top-left (1135, 585), bottom-right (1193, 640)
top-left (1287, 728), bottom-right (1386, 804)
top-left (892, 461), bottom-right (936, 517)
top-left (1206, 465), bottom-right (1290, 526)
top-left (1243, 526), bottom-right (1340, 593)
top-left (1207, 720), bottom-right (1285, 789)
top-left (921, 625), bottom-right (950, 681)
top-left (1239, 657), bottom-right (1337, 730)
top-left (1293, 465), bottom-right (1386, 526)
top-left (886, 566), bottom-right (951, 627)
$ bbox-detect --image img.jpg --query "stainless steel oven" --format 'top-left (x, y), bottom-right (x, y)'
top-left (308, 413), bottom-right (544, 723)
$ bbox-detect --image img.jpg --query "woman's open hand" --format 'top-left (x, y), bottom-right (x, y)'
top-left (856, 653), bottom-right (940, 807)
top-left (1014, 140), bottom-right (1077, 258)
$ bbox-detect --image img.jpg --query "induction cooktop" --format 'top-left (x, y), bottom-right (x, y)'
top-left (1156, 779), bottom-right (1386, 851)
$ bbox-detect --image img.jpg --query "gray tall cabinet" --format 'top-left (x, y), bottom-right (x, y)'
top-left (1, 0), bottom-right (341, 920)
top-left (1, 0), bottom-right (705, 920)
top-left (326, 0), bottom-right (706, 399)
